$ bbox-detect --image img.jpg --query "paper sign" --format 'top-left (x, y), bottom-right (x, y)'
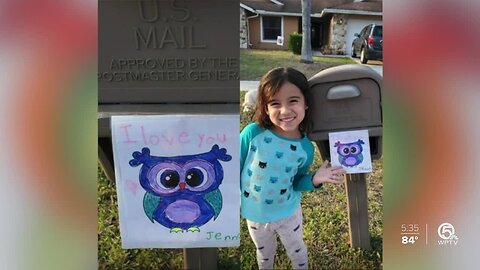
top-left (276, 36), bottom-right (284, 46)
top-left (111, 115), bottom-right (240, 248)
top-left (328, 130), bottom-right (372, 173)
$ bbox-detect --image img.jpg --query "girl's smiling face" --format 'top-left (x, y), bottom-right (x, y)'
top-left (266, 82), bottom-right (307, 139)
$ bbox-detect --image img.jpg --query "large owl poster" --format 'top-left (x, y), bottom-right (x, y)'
top-left (328, 130), bottom-right (372, 174)
top-left (111, 115), bottom-right (240, 249)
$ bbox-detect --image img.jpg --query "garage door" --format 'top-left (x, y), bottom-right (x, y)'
top-left (345, 18), bottom-right (382, 55)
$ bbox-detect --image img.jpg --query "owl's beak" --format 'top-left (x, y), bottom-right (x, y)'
top-left (179, 182), bottom-right (186, 190)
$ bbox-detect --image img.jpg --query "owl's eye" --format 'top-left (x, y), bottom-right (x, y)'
top-left (350, 146), bottom-right (358, 154)
top-left (159, 169), bottom-right (180, 189)
top-left (185, 167), bottom-right (206, 187)
top-left (182, 161), bottom-right (215, 192)
top-left (342, 147), bottom-right (350, 154)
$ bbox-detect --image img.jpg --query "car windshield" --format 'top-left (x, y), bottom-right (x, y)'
top-left (373, 26), bottom-right (382, 37)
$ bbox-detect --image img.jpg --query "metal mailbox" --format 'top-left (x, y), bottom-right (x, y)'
top-left (307, 64), bottom-right (382, 161)
top-left (307, 64), bottom-right (382, 250)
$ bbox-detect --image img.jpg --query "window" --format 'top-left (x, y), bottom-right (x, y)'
top-left (360, 25), bottom-right (368, 37)
top-left (372, 26), bottom-right (382, 37)
top-left (261, 16), bottom-right (282, 42)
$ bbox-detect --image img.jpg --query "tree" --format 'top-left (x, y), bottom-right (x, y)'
top-left (300, 0), bottom-right (313, 63)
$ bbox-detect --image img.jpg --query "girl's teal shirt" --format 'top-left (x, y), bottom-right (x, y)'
top-left (240, 123), bottom-right (321, 223)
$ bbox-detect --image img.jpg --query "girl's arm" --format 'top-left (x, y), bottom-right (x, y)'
top-left (240, 123), bottom-right (261, 173)
top-left (292, 146), bottom-right (319, 191)
top-left (293, 160), bottom-right (346, 191)
top-left (293, 140), bottom-right (346, 191)
top-left (312, 160), bottom-right (346, 186)
top-left (292, 169), bottom-right (319, 191)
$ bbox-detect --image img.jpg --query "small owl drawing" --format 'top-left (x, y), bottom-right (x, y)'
top-left (334, 139), bottom-right (365, 167)
top-left (129, 144), bottom-right (231, 233)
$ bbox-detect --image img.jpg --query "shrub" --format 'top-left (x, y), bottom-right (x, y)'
top-left (288, 32), bottom-right (302, 55)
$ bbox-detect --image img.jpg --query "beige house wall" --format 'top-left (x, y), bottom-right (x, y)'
top-left (283, 16), bottom-right (298, 50)
top-left (248, 16), bottom-right (299, 50)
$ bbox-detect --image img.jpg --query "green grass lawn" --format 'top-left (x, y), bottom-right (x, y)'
top-left (240, 49), bottom-right (356, 80)
top-left (98, 92), bottom-right (383, 269)
top-left (239, 92), bottom-right (383, 269)
top-left (98, 51), bottom-right (382, 269)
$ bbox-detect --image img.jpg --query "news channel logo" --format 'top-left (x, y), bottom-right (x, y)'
top-left (437, 222), bottom-right (458, 245)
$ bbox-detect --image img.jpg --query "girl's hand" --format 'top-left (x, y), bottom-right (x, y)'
top-left (312, 160), bottom-right (346, 186)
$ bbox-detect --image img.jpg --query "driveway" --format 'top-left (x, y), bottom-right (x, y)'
top-left (350, 57), bottom-right (383, 77)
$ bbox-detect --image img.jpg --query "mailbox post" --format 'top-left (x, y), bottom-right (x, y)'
top-left (99, 1), bottom-right (239, 268)
top-left (308, 64), bottom-right (382, 249)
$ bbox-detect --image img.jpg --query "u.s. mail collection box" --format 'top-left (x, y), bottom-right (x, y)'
top-left (98, 0), bottom-right (239, 181)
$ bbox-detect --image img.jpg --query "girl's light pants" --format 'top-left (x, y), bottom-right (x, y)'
top-left (246, 207), bottom-right (308, 270)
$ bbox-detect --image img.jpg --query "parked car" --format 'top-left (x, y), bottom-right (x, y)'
top-left (351, 24), bottom-right (383, 64)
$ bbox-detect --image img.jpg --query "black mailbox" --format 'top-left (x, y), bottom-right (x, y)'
top-left (307, 64), bottom-right (382, 161)
top-left (98, 0), bottom-right (239, 181)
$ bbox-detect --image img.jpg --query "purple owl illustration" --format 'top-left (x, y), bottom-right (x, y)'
top-left (334, 139), bottom-right (365, 167)
top-left (129, 144), bottom-right (231, 233)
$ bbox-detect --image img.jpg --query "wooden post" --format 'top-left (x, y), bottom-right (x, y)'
top-left (183, 248), bottom-right (218, 270)
top-left (345, 173), bottom-right (370, 249)
top-left (98, 139), bottom-right (115, 182)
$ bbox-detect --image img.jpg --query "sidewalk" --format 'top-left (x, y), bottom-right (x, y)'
top-left (240, 81), bottom-right (259, 92)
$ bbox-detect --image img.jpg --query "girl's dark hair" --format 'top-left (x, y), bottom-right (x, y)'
top-left (254, 67), bottom-right (312, 133)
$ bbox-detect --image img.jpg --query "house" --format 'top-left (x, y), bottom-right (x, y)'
top-left (240, 0), bottom-right (382, 55)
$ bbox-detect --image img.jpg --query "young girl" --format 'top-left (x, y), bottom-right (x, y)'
top-left (240, 67), bottom-right (346, 269)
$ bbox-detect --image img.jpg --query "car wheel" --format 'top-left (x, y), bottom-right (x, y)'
top-left (351, 44), bottom-right (356, 57)
top-left (360, 47), bottom-right (368, 64)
